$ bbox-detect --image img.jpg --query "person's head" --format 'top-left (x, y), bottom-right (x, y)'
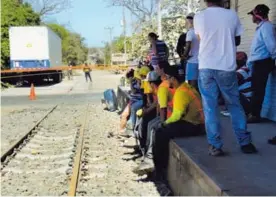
top-left (236, 52), bottom-right (248, 69)
top-left (147, 71), bottom-right (162, 91)
top-left (204, 0), bottom-right (222, 7)
top-left (186, 13), bottom-right (195, 29)
top-left (126, 69), bottom-right (135, 79)
top-left (156, 61), bottom-right (170, 77)
top-left (164, 66), bottom-right (185, 89)
top-left (139, 66), bottom-right (151, 80)
top-left (248, 4), bottom-right (270, 24)
top-left (148, 32), bottom-right (159, 43)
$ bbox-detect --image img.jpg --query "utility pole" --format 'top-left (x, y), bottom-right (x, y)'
top-left (122, 6), bottom-right (127, 66)
top-left (188, 0), bottom-right (192, 13)
top-left (157, 0), bottom-right (162, 39)
top-left (101, 41), bottom-right (107, 66)
top-left (104, 26), bottom-right (113, 65)
top-left (130, 13), bottom-right (134, 54)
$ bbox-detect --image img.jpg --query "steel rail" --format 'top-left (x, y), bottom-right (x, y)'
top-left (68, 104), bottom-right (89, 196)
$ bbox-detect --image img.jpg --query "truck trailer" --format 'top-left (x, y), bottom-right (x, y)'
top-left (2, 26), bottom-right (63, 84)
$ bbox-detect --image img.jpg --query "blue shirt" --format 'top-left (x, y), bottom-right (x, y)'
top-left (249, 21), bottom-right (276, 62)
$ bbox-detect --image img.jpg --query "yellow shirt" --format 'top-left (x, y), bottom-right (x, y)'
top-left (165, 82), bottom-right (204, 125)
top-left (141, 80), bottom-right (153, 94)
top-left (83, 66), bottom-right (90, 72)
top-left (157, 80), bottom-right (173, 108)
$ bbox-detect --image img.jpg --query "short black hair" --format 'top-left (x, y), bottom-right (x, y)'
top-left (148, 32), bottom-right (159, 40)
top-left (164, 66), bottom-right (185, 82)
top-left (126, 69), bottom-right (134, 79)
top-left (204, 0), bottom-right (222, 4)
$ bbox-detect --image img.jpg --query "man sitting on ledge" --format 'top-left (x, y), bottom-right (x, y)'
top-left (133, 66), bottom-right (205, 177)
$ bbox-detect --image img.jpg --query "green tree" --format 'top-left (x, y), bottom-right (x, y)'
top-left (1, 0), bottom-right (40, 68)
top-left (47, 23), bottom-right (88, 65)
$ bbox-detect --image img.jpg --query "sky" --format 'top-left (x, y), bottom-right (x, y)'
top-left (46, 0), bottom-right (132, 48)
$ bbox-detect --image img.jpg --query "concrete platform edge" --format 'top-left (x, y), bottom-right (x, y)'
top-left (167, 140), bottom-right (229, 196)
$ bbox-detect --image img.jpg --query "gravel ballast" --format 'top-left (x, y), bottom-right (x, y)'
top-left (76, 105), bottom-right (162, 196)
top-left (1, 107), bottom-right (53, 154)
top-left (1, 104), bottom-right (86, 196)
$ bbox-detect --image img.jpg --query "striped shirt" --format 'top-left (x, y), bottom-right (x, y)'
top-left (236, 66), bottom-right (252, 100)
top-left (150, 40), bottom-right (168, 66)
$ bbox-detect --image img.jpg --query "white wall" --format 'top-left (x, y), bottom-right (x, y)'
top-left (237, 0), bottom-right (276, 54)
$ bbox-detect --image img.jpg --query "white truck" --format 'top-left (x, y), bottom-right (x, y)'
top-left (5, 26), bottom-right (63, 84)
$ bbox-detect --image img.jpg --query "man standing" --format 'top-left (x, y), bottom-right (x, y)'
top-left (176, 32), bottom-right (187, 74)
top-left (194, 0), bottom-right (257, 156)
top-left (183, 12), bottom-right (200, 89)
top-left (68, 61), bottom-right (73, 80)
top-left (83, 63), bottom-right (92, 82)
top-left (247, 4), bottom-right (276, 123)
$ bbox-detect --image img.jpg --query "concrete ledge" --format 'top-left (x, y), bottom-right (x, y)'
top-left (167, 117), bottom-right (276, 196)
top-left (167, 140), bottom-right (226, 196)
top-left (116, 86), bottom-right (130, 111)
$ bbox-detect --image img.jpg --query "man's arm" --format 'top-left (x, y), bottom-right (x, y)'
top-left (183, 41), bottom-right (192, 59)
top-left (176, 33), bottom-right (186, 57)
top-left (164, 91), bottom-right (190, 125)
top-left (235, 36), bottom-right (241, 46)
top-left (235, 13), bottom-right (243, 47)
top-left (157, 86), bottom-right (169, 122)
top-left (151, 41), bottom-right (157, 56)
top-left (159, 108), bottom-right (167, 122)
top-left (261, 24), bottom-right (276, 60)
top-left (183, 30), bottom-right (193, 59)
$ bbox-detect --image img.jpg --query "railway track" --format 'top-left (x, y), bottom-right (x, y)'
top-left (1, 103), bottom-right (167, 196)
top-left (1, 104), bottom-right (89, 196)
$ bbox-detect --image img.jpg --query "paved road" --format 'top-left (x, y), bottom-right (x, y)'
top-left (1, 71), bottom-right (123, 107)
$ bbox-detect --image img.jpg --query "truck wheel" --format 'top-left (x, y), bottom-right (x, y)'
top-left (58, 72), bottom-right (62, 82)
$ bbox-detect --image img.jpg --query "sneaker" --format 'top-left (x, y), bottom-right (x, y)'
top-left (247, 114), bottom-right (261, 123)
top-left (132, 158), bottom-right (155, 175)
top-left (208, 145), bottom-right (224, 156)
top-left (268, 136), bottom-right (276, 145)
top-left (118, 130), bottom-right (131, 138)
top-left (220, 110), bottom-right (230, 117)
top-left (241, 143), bottom-right (258, 154)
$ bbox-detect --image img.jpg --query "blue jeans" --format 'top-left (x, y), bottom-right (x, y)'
top-left (129, 100), bottom-right (143, 129)
top-left (198, 69), bottom-right (252, 149)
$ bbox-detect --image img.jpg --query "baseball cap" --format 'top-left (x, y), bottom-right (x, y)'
top-left (139, 66), bottom-right (151, 77)
top-left (147, 71), bottom-right (160, 82)
top-left (186, 12), bottom-right (195, 20)
top-left (134, 69), bottom-right (141, 80)
top-left (248, 4), bottom-right (270, 20)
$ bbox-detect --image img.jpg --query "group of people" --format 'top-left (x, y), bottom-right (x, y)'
top-left (116, 0), bottom-right (276, 180)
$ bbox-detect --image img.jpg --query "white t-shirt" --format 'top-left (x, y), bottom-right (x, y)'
top-left (186, 28), bottom-right (199, 64)
top-left (194, 7), bottom-right (243, 71)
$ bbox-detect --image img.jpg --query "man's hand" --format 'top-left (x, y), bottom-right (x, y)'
top-left (136, 109), bottom-right (143, 117)
top-left (157, 122), bottom-right (166, 130)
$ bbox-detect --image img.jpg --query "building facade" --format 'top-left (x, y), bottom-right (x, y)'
top-left (200, 0), bottom-right (276, 121)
